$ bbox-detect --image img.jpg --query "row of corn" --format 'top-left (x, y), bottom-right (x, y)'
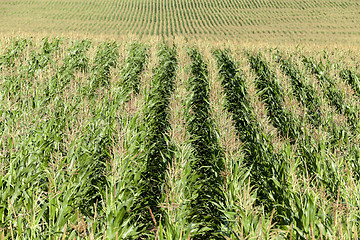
top-left (1, 38), bottom-right (360, 239)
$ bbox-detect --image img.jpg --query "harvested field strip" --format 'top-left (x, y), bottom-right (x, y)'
top-left (2, 0), bottom-right (360, 43)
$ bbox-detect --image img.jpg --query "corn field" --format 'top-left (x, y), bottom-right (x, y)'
top-left (1, 37), bottom-right (360, 239)
top-left (1, 0), bottom-right (360, 44)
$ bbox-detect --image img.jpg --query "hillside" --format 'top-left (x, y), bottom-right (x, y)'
top-left (1, 0), bottom-right (360, 44)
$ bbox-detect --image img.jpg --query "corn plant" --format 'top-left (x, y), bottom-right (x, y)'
top-left (133, 44), bottom-right (177, 234)
top-left (1, 75), bottom-right (22, 99)
top-left (212, 49), bottom-right (263, 144)
top-left (100, 114), bottom-right (144, 239)
top-left (303, 57), bottom-right (360, 132)
top-left (87, 41), bottom-right (118, 96)
top-left (26, 37), bottom-right (61, 77)
top-left (118, 42), bottom-right (148, 100)
top-left (0, 38), bottom-right (31, 69)
top-left (2, 38), bottom-right (360, 239)
top-left (45, 40), bottom-right (90, 100)
top-left (286, 56), bottom-right (350, 152)
top-left (213, 48), bottom-right (287, 218)
top-left (213, 49), bottom-right (337, 239)
top-left (65, 88), bottom-right (140, 238)
top-left (1, 38), bottom-right (60, 101)
top-left (68, 115), bottom-right (112, 217)
top-left (339, 69), bottom-right (360, 97)
top-left (0, 104), bottom-right (67, 238)
top-left (339, 69), bottom-right (360, 180)
top-left (184, 48), bottom-right (225, 239)
top-left (249, 53), bottom-right (302, 143)
top-left (274, 54), bottom-right (344, 191)
top-left (263, 53), bottom-right (346, 196)
top-left (276, 54), bottom-right (322, 127)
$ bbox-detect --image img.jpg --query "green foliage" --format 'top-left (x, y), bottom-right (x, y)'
top-left (2, 38), bottom-right (360, 239)
top-left (249, 53), bottom-right (302, 142)
top-left (69, 117), bottom-right (112, 216)
top-left (134, 44), bottom-right (177, 231)
top-left (303, 57), bottom-right (360, 132)
top-left (0, 105), bottom-right (67, 237)
top-left (275, 55), bottom-right (348, 195)
top-left (119, 42), bottom-right (148, 98)
top-left (277, 54), bottom-right (322, 127)
top-left (213, 49), bottom-right (347, 239)
top-left (87, 41), bottom-right (118, 96)
top-left (1, 37), bottom-right (61, 101)
top-left (213, 48), bottom-right (289, 222)
top-left (339, 69), bottom-right (360, 97)
top-left (26, 37), bottom-right (61, 76)
top-left (62, 40), bottom-right (91, 72)
top-left (0, 38), bottom-right (31, 69)
top-left (45, 39), bottom-right (90, 99)
top-left (185, 48), bottom-right (225, 239)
